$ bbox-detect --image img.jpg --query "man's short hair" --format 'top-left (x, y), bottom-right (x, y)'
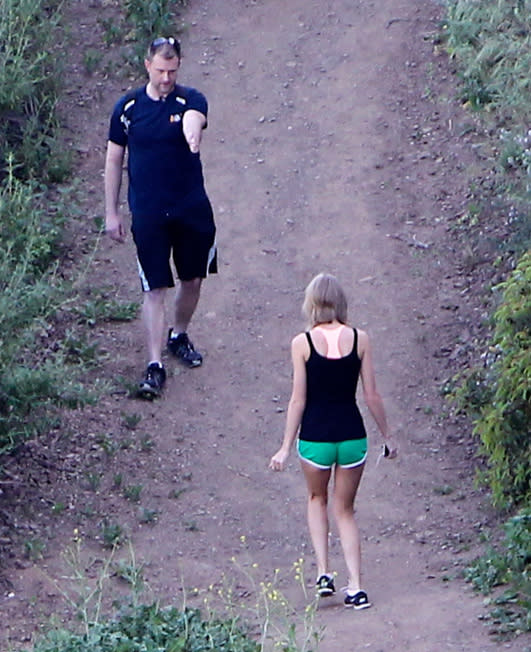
top-left (147, 36), bottom-right (181, 60)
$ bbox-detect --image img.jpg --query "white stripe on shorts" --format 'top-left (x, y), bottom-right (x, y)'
top-left (137, 257), bottom-right (151, 292)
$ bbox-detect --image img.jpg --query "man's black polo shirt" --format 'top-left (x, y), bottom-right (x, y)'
top-left (108, 84), bottom-right (209, 218)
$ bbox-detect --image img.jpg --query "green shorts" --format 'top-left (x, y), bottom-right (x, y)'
top-left (298, 438), bottom-right (367, 469)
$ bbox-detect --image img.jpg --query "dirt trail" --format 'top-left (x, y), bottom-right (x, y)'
top-left (0, 0), bottom-right (525, 650)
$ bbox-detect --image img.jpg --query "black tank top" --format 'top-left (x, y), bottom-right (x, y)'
top-left (299, 328), bottom-right (367, 443)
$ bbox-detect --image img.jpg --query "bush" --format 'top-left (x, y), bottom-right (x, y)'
top-left (28, 603), bottom-right (260, 652)
top-left (477, 253), bottom-right (530, 508)
top-left (455, 253), bottom-right (530, 508)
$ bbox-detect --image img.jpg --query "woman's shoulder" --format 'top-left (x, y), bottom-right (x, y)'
top-left (292, 331), bottom-right (309, 347)
top-left (355, 328), bottom-right (370, 356)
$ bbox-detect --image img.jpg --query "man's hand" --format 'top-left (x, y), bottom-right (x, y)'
top-left (106, 213), bottom-right (126, 243)
top-left (183, 109), bottom-right (206, 153)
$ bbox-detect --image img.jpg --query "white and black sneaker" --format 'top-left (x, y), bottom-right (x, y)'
top-left (343, 589), bottom-right (371, 610)
top-left (167, 330), bottom-right (202, 367)
top-left (316, 574), bottom-right (336, 597)
top-left (138, 362), bottom-right (166, 399)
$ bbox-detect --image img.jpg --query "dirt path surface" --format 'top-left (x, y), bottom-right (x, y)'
top-left (1, 0), bottom-right (526, 650)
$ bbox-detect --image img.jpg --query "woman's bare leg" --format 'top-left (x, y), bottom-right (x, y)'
top-left (301, 461), bottom-right (332, 578)
top-left (333, 463), bottom-right (364, 591)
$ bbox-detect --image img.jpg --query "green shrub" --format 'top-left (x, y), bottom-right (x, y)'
top-left (27, 603), bottom-right (259, 652)
top-left (477, 253), bottom-right (530, 508)
top-left (455, 253), bottom-right (530, 508)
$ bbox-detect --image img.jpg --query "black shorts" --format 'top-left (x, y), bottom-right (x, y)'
top-left (132, 199), bottom-right (217, 291)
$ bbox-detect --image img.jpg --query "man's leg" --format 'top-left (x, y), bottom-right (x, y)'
top-left (168, 278), bottom-right (204, 367)
top-left (137, 287), bottom-right (168, 398)
top-left (173, 278), bottom-right (202, 333)
top-left (143, 287), bottom-right (167, 363)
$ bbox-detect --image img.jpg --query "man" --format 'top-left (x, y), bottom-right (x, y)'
top-left (105, 37), bottom-right (217, 399)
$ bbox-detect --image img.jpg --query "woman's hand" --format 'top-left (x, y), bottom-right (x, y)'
top-left (269, 448), bottom-right (289, 471)
top-left (383, 438), bottom-right (398, 459)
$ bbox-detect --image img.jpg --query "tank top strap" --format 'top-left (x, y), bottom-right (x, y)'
top-left (352, 327), bottom-right (358, 357)
top-left (305, 331), bottom-right (316, 353)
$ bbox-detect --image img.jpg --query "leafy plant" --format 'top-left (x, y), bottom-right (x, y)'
top-left (27, 603), bottom-right (260, 652)
top-left (101, 522), bottom-right (124, 549)
top-left (455, 253), bottom-right (530, 508)
top-left (76, 292), bottom-right (139, 326)
top-left (123, 484), bottom-right (143, 503)
top-left (465, 508), bottom-right (530, 637)
top-left (121, 412), bottom-right (142, 430)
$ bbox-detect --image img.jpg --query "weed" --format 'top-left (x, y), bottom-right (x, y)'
top-left (63, 329), bottom-right (101, 366)
top-left (24, 538), bottom-right (46, 561)
top-left (97, 434), bottom-right (118, 456)
top-left (113, 473), bottom-right (123, 489)
top-left (116, 375), bottom-right (141, 398)
top-left (433, 485), bottom-right (454, 496)
top-left (139, 434), bottom-right (154, 451)
top-left (184, 519), bottom-right (199, 532)
top-left (123, 484), bottom-right (143, 503)
top-left (85, 472), bottom-right (102, 492)
top-left (138, 507), bottom-right (159, 524)
top-left (99, 17), bottom-right (123, 46)
top-left (25, 533), bottom-right (322, 651)
top-left (101, 522), bottom-right (123, 549)
top-left (199, 544), bottom-right (323, 651)
top-left (113, 557), bottom-right (144, 592)
top-left (168, 487), bottom-right (186, 500)
top-left (76, 292), bottom-right (139, 326)
top-left (52, 502), bottom-right (66, 515)
top-left (83, 49), bottom-right (102, 75)
top-left (0, 0), bottom-right (64, 181)
top-left (465, 508), bottom-right (531, 638)
top-left (121, 412), bottom-right (141, 430)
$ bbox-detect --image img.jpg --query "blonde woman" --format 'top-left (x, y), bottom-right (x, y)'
top-left (270, 273), bottom-right (397, 609)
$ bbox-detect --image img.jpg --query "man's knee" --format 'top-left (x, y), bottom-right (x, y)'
top-left (181, 277), bottom-right (202, 291)
top-left (144, 287), bottom-right (166, 306)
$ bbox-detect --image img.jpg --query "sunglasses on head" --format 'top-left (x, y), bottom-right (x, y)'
top-left (149, 36), bottom-right (181, 57)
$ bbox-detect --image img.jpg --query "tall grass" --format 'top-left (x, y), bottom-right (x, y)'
top-left (444, 0), bottom-right (530, 124)
top-left (0, 162), bottom-right (91, 453)
top-left (0, 0), bottom-right (69, 182)
top-left (444, 0), bottom-right (530, 254)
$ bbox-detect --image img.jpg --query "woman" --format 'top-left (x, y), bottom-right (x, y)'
top-left (269, 273), bottom-right (397, 609)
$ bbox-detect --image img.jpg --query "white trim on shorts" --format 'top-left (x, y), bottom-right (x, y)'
top-left (205, 242), bottom-right (217, 277)
top-left (137, 257), bottom-right (151, 291)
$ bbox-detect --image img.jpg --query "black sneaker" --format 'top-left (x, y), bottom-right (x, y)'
top-left (137, 362), bottom-right (166, 399)
top-left (167, 331), bottom-right (202, 368)
top-left (316, 574), bottom-right (336, 597)
top-left (343, 589), bottom-right (371, 610)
